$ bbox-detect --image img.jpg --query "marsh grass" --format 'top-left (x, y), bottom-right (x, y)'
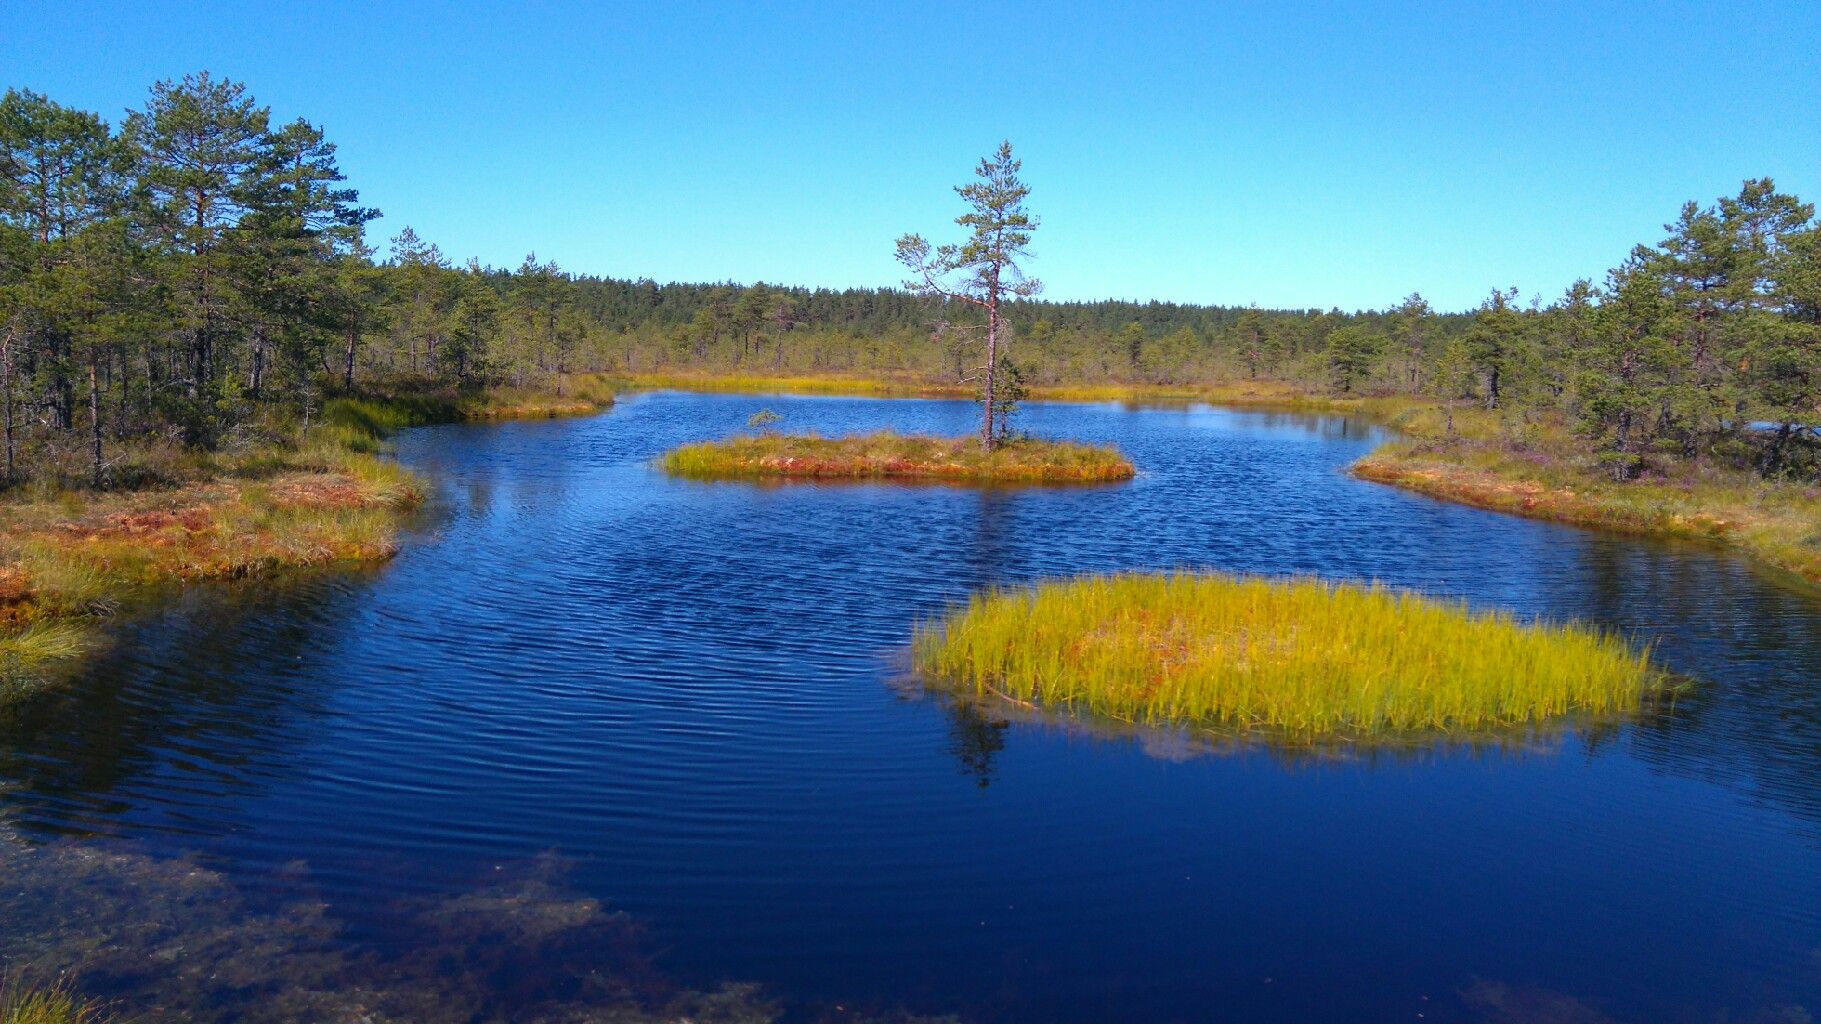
top-left (0, 461), bottom-right (420, 684)
top-left (321, 373), bottom-right (615, 436)
top-left (612, 371), bottom-right (966, 398)
top-left (1354, 416), bottom-right (1821, 585)
top-left (914, 572), bottom-right (1665, 738)
top-left (0, 622), bottom-right (95, 664)
top-left (614, 370), bottom-right (1374, 410)
top-left (661, 430), bottom-right (1136, 483)
top-left (0, 978), bottom-right (110, 1024)
top-left (0, 377), bottom-right (613, 690)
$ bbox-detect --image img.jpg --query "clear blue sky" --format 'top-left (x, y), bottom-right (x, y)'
top-left (5, 0), bottom-right (1817, 312)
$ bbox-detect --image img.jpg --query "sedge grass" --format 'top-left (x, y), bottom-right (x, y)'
top-left (1354, 428), bottom-right (1821, 585)
top-left (661, 430), bottom-right (1136, 483)
top-left (0, 978), bottom-right (110, 1024)
top-left (914, 571), bottom-right (1664, 738)
top-left (612, 371), bottom-right (963, 398)
top-left (613, 369), bottom-right (1381, 410)
top-left (1, 375), bottom-right (615, 694)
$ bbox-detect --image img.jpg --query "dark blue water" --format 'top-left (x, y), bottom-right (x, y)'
top-left (3, 391), bottom-right (1819, 1023)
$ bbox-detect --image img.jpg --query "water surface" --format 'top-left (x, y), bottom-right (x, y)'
top-left (3, 391), bottom-right (1819, 1023)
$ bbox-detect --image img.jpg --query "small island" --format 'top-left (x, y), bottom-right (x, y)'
top-left (914, 571), bottom-right (1664, 737)
top-left (661, 430), bottom-right (1136, 484)
top-left (662, 426), bottom-right (1129, 481)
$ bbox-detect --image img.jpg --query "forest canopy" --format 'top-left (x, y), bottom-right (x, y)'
top-left (2, 73), bottom-right (1818, 487)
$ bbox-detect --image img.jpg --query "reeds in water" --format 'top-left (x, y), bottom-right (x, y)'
top-left (0, 978), bottom-right (111, 1024)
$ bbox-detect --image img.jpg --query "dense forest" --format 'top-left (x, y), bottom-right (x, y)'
top-left (3, 74), bottom-right (1817, 488)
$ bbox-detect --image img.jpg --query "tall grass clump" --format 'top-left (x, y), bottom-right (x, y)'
top-left (0, 621), bottom-right (94, 665)
top-left (914, 572), bottom-right (1663, 737)
top-left (661, 430), bottom-right (1135, 483)
top-left (0, 978), bottom-right (111, 1024)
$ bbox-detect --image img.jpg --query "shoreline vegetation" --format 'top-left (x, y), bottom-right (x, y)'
top-left (1353, 441), bottom-right (1821, 584)
top-left (1349, 402), bottom-right (1821, 586)
top-left (660, 429), bottom-right (1135, 484)
top-left (914, 571), bottom-right (1666, 739)
top-left (612, 371), bottom-right (1368, 410)
top-left (649, 372), bottom-right (1817, 583)
top-left (0, 378), bottom-right (612, 693)
top-left (4, 73), bottom-right (1813, 680)
top-left (615, 371), bottom-right (1820, 584)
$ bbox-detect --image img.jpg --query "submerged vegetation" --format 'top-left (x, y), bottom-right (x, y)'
top-left (661, 430), bottom-right (1135, 483)
top-left (915, 572), bottom-right (1664, 738)
top-left (0, 842), bottom-right (960, 1024)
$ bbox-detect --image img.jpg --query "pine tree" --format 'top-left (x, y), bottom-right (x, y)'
top-left (125, 73), bottom-right (275, 441)
top-left (896, 141), bottom-right (1040, 447)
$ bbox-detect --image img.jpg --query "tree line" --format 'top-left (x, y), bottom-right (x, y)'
top-left (3, 74), bottom-right (1817, 487)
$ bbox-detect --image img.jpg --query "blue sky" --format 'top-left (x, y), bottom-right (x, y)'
top-left (4, 1), bottom-right (1817, 311)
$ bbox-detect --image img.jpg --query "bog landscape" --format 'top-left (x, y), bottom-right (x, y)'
top-left (2, 8), bottom-right (1819, 1024)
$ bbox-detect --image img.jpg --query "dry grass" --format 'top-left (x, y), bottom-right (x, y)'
top-left (0, 376), bottom-right (613, 689)
top-left (613, 371), bottom-right (965, 398)
top-left (915, 571), bottom-right (1665, 738)
top-left (1353, 412), bottom-right (1821, 585)
top-left (629, 371), bottom-right (1820, 582)
top-left (613, 370), bottom-right (1373, 410)
top-left (0, 448), bottom-right (421, 687)
top-left (661, 430), bottom-right (1136, 483)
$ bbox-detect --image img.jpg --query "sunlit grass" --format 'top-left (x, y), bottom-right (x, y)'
top-left (661, 430), bottom-right (1136, 483)
top-left (1, 376), bottom-right (617, 690)
top-left (0, 978), bottom-right (111, 1024)
top-left (1354, 424), bottom-right (1821, 585)
top-left (320, 373), bottom-right (615, 434)
top-left (613, 370), bottom-right (1387, 410)
top-left (612, 370), bottom-right (962, 397)
top-left (914, 571), bottom-right (1664, 737)
top-left (0, 621), bottom-right (96, 700)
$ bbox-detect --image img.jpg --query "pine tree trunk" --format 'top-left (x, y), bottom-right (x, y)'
top-left (2, 327), bottom-right (14, 485)
top-left (88, 351), bottom-right (103, 488)
top-left (344, 322), bottom-right (358, 391)
top-left (983, 301), bottom-right (998, 449)
top-left (250, 326), bottom-right (266, 399)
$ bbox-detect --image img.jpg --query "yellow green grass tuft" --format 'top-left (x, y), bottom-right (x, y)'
top-left (0, 621), bottom-right (95, 664)
top-left (0, 977), bottom-right (111, 1024)
top-left (914, 571), bottom-right (1665, 738)
top-left (661, 430), bottom-right (1136, 483)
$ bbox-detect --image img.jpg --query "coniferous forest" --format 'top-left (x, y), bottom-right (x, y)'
top-left (3, 73), bottom-right (1818, 490)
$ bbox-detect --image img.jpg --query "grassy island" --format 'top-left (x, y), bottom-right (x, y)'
top-left (660, 430), bottom-right (1136, 483)
top-left (914, 572), bottom-right (1663, 737)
